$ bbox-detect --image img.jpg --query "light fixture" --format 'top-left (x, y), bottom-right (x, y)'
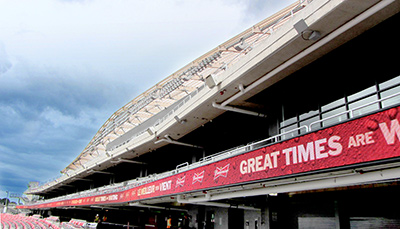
top-left (234, 38), bottom-right (248, 51)
top-left (147, 127), bottom-right (155, 135)
top-left (294, 19), bottom-right (321, 41)
top-left (301, 30), bottom-right (321, 41)
top-left (294, 19), bottom-right (308, 34)
top-left (205, 74), bottom-right (220, 88)
top-left (174, 116), bottom-right (187, 124)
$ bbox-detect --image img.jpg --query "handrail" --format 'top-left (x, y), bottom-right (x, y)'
top-left (30, 89), bottom-right (400, 204)
top-left (28, 125), bottom-right (311, 204)
top-left (31, 0), bottom-right (400, 203)
top-left (308, 110), bottom-right (350, 131)
top-left (26, 89), bottom-right (400, 202)
top-left (212, 0), bottom-right (307, 76)
top-left (309, 91), bottom-right (400, 131)
top-left (198, 125), bottom-right (308, 165)
top-left (176, 162), bottom-right (189, 171)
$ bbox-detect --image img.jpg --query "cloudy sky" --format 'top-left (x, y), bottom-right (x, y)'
top-left (0, 0), bottom-right (294, 199)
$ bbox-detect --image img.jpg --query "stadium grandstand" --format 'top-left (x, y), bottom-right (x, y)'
top-left (14, 0), bottom-right (400, 228)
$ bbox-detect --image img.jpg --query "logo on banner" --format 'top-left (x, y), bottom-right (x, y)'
top-left (214, 164), bottom-right (230, 180)
top-left (192, 171), bottom-right (205, 184)
top-left (176, 176), bottom-right (185, 187)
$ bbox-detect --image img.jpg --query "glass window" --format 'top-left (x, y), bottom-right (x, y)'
top-left (299, 109), bottom-right (319, 120)
top-left (277, 76), bottom-right (400, 138)
top-left (321, 98), bottom-right (345, 112)
top-left (379, 75), bottom-right (400, 90)
top-left (300, 115), bottom-right (319, 134)
top-left (321, 106), bottom-right (347, 128)
top-left (348, 86), bottom-right (376, 102)
top-left (280, 123), bottom-right (299, 140)
top-left (280, 116), bottom-right (297, 128)
top-left (349, 95), bottom-right (379, 117)
top-left (381, 85), bottom-right (400, 108)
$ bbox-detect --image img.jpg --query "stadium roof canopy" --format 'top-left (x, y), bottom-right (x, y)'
top-left (28, 0), bottom-right (398, 195)
top-left (61, 1), bottom-right (306, 173)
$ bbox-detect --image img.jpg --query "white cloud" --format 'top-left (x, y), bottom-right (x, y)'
top-left (0, 0), bottom-right (295, 196)
top-left (40, 107), bottom-right (91, 128)
top-left (0, 0), bottom-right (294, 93)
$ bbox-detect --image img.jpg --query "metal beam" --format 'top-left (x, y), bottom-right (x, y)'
top-left (129, 202), bottom-right (188, 212)
top-left (212, 102), bottom-right (267, 118)
top-left (86, 170), bottom-right (113, 175)
top-left (154, 135), bottom-right (203, 149)
top-left (177, 195), bottom-right (259, 210)
top-left (110, 158), bottom-right (147, 165)
top-left (71, 178), bottom-right (93, 182)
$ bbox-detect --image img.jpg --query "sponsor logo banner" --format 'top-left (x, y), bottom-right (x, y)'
top-left (214, 164), bottom-right (230, 180)
top-left (192, 171), bottom-right (205, 184)
top-left (176, 176), bottom-right (185, 188)
top-left (19, 107), bottom-right (400, 209)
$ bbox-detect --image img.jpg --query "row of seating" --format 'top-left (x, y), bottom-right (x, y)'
top-left (0, 213), bottom-right (60, 229)
top-left (61, 219), bottom-right (87, 228)
top-left (61, 219), bottom-right (97, 229)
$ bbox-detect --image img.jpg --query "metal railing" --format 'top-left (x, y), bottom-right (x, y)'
top-left (309, 91), bottom-right (400, 131)
top-left (28, 90), bottom-right (400, 206)
top-left (212, 1), bottom-right (307, 76)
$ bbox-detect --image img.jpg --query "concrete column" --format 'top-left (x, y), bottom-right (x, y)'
top-left (334, 200), bottom-right (350, 229)
top-left (261, 206), bottom-right (270, 229)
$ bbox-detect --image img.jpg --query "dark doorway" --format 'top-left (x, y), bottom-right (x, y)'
top-left (229, 208), bottom-right (244, 229)
top-left (205, 211), bottom-right (215, 229)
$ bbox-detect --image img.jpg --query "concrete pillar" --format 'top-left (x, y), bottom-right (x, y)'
top-left (334, 200), bottom-right (350, 229)
top-left (261, 206), bottom-right (270, 229)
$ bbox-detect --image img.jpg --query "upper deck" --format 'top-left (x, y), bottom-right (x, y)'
top-left (24, 0), bottom-right (400, 208)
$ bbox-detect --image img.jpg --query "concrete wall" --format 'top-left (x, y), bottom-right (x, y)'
top-left (187, 206), bottom-right (271, 229)
top-left (187, 206), bottom-right (229, 229)
top-left (213, 207), bottom-right (228, 229)
top-left (244, 209), bottom-right (262, 229)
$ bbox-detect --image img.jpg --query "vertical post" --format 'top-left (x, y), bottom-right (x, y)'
top-left (334, 200), bottom-right (349, 229)
top-left (3, 191), bottom-right (9, 213)
top-left (344, 93), bottom-right (351, 119)
top-left (261, 195), bottom-right (270, 229)
top-left (375, 81), bottom-right (383, 109)
top-left (334, 200), bottom-right (340, 229)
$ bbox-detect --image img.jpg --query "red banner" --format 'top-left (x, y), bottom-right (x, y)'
top-left (19, 106), bottom-right (400, 209)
